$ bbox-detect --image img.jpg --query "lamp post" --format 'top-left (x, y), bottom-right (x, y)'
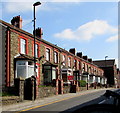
top-left (105, 56), bottom-right (108, 62)
top-left (105, 56), bottom-right (108, 87)
top-left (33, 2), bottom-right (41, 76)
top-left (105, 56), bottom-right (108, 70)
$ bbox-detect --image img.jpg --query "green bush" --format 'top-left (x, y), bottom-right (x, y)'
top-left (0, 92), bottom-right (15, 96)
top-left (38, 85), bottom-right (52, 87)
top-left (78, 80), bottom-right (87, 87)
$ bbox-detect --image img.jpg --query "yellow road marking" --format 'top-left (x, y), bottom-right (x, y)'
top-left (15, 90), bottom-right (103, 113)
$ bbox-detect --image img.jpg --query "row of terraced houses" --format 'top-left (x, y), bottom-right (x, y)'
top-left (1, 16), bottom-right (119, 94)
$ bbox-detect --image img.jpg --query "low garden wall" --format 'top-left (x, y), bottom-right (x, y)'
top-left (2, 96), bottom-right (21, 106)
top-left (37, 86), bottom-right (56, 98)
top-left (63, 86), bottom-right (70, 94)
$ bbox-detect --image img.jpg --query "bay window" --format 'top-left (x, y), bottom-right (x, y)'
top-left (16, 61), bottom-right (35, 78)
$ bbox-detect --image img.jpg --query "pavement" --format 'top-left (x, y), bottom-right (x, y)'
top-left (1, 88), bottom-right (114, 112)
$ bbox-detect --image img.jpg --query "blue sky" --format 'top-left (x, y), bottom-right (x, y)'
top-left (1, 0), bottom-right (119, 68)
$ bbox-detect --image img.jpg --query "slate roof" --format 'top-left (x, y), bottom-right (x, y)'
top-left (15, 54), bottom-right (34, 61)
top-left (43, 60), bottom-right (58, 67)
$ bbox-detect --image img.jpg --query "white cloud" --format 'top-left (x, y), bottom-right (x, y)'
top-left (2, 0), bottom-right (118, 13)
top-left (54, 20), bottom-right (117, 41)
top-left (5, 2), bottom-right (32, 13)
top-left (2, 1), bottom-right (63, 13)
top-left (106, 35), bottom-right (118, 42)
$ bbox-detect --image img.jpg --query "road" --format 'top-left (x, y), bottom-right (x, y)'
top-left (19, 89), bottom-right (111, 113)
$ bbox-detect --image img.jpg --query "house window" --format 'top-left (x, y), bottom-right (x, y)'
top-left (68, 57), bottom-right (71, 67)
top-left (83, 63), bottom-right (85, 72)
top-left (35, 44), bottom-right (39, 57)
top-left (78, 61), bottom-right (81, 70)
top-left (43, 66), bottom-right (56, 85)
top-left (62, 55), bottom-right (66, 66)
top-left (46, 48), bottom-right (50, 61)
top-left (54, 51), bottom-right (58, 63)
top-left (20, 38), bottom-right (26, 54)
top-left (74, 59), bottom-right (77, 68)
top-left (16, 61), bottom-right (35, 79)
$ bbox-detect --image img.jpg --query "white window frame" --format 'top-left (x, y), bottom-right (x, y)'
top-left (46, 48), bottom-right (50, 61)
top-left (20, 38), bottom-right (26, 54)
top-left (68, 57), bottom-right (71, 67)
top-left (62, 55), bottom-right (66, 66)
top-left (35, 44), bottom-right (39, 57)
top-left (16, 61), bottom-right (38, 79)
top-left (54, 51), bottom-right (58, 63)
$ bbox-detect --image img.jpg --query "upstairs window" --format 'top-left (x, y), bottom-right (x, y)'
top-left (83, 63), bottom-right (85, 71)
top-left (74, 59), bottom-right (77, 68)
top-left (54, 51), bottom-right (58, 63)
top-left (46, 48), bottom-right (50, 61)
top-left (62, 55), bottom-right (66, 66)
top-left (35, 44), bottom-right (39, 57)
top-left (78, 61), bottom-right (81, 70)
top-left (20, 38), bottom-right (26, 54)
top-left (68, 57), bottom-right (71, 67)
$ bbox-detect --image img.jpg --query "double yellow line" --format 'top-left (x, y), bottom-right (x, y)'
top-left (16, 89), bottom-right (106, 113)
top-left (15, 92), bottom-right (87, 113)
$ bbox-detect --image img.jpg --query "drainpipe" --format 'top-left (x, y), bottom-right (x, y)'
top-left (6, 27), bottom-right (10, 87)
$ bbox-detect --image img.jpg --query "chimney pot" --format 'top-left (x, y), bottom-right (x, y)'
top-left (69, 48), bottom-right (76, 55)
top-left (83, 56), bottom-right (88, 60)
top-left (77, 52), bottom-right (82, 58)
top-left (11, 15), bottom-right (22, 29)
top-left (88, 58), bottom-right (92, 63)
top-left (33, 27), bottom-right (43, 38)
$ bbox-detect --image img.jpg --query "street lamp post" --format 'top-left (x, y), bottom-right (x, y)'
top-left (33, 2), bottom-right (41, 76)
top-left (105, 56), bottom-right (108, 63)
top-left (105, 56), bottom-right (108, 87)
top-left (105, 56), bottom-right (108, 70)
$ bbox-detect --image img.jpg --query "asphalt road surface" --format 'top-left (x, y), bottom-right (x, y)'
top-left (20, 89), bottom-right (111, 113)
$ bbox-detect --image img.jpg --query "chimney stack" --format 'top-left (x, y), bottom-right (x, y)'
top-left (33, 27), bottom-right (43, 38)
top-left (69, 48), bottom-right (76, 55)
top-left (88, 58), bottom-right (92, 63)
top-left (83, 56), bottom-right (88, 61)
top-left (11, 15), bottom-right (22, 29)
top-left (77, 52), bottom-right (82, 58)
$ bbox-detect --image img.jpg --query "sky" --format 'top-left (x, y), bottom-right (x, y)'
top-left (0, 0), bottom-right (119, 68)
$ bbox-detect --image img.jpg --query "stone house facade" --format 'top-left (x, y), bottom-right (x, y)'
top-left (1, 16), bottom-right (106, 88)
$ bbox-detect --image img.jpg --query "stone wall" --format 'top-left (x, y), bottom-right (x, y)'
top-left (80, 87), bottom-right (87, 91)
top-left (28, 39), bottom-right (33, 56)
top-left (40, 43), bottom-right (46, 85)
top-left (1, 25), bottom-right (6, 87)
top-left (2, 96), bottom-right (20, 106)
top-left (37, 86), bottom-right (56, 98)
top-left (63, 86), bottom-right (70, 94)
top-left (10, 31), bottom-right (19, 86)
